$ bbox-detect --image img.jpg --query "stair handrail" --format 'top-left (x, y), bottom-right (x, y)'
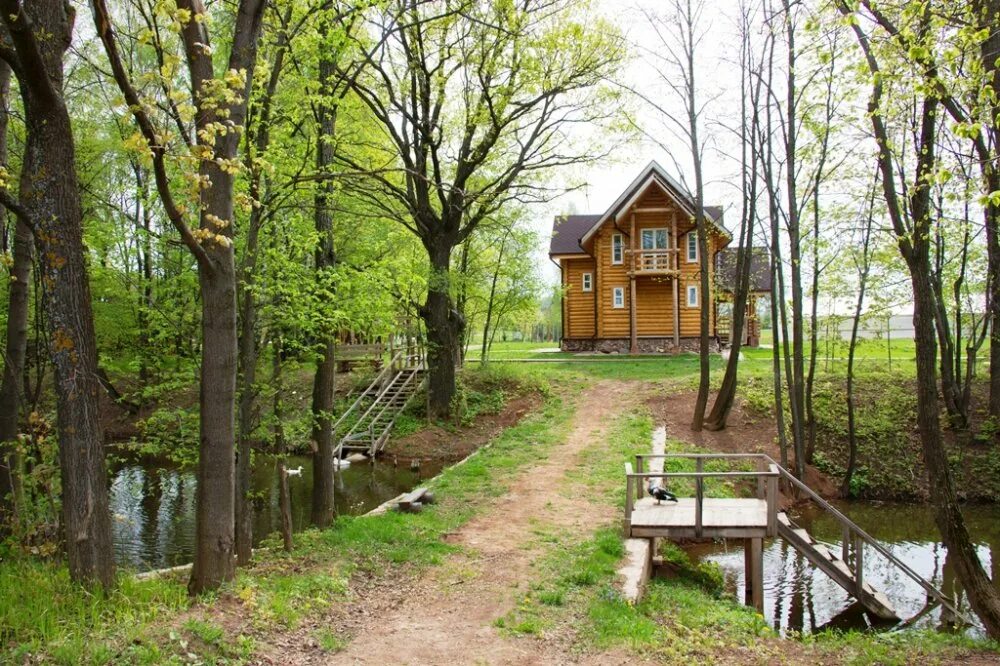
top-left (368, 367), bottom-right (419, 433)
top-left (368, 369), bottom-right (422, 455)
top-left (340, 367), bottom-right (409, 444)
top-left (330, 350), bottom-right (406, 436)
top-left (763, 455), bottom-right (974, 626)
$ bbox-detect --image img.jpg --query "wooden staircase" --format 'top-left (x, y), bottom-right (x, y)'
top-left (777, 513), bottom-right (897, 620)
top-left (624, 453), bottom-right (974, 626)
top-left (334, 351), bottom-right (425, 459)
top-left (773, 463), bottom-right (974, 626)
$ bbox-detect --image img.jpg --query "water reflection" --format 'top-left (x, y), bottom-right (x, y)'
top-left (108, 454), bottom-right (441, 571)
top-left (687, 501), bottom-right (1000, 635)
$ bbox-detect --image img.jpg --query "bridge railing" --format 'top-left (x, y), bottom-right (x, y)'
top-left (624, 451), bottom-right (973, 625)
top-left (624, 453), bottom-right (780, 538)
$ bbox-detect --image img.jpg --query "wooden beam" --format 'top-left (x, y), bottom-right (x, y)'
top-left (672, 213), bottom-right (680, 347)
top-left (632, 207), bottom-right (673, 213)
top-left (629, 212), bottom-right (638, 354)
top-left (750, 537), bottom-right (764, 612)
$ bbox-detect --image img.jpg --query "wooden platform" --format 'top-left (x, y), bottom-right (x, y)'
top-left (629, 497), bottom-right (770, 539)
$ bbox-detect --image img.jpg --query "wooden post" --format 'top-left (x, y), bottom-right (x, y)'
top-left (744, 538), bottom-right (753, 605)
top-left (630, 212), bottom-right (638, 354)
top-left (695, 457), bottom-right (704, 538)
top-left (750, 537), bottom-right (764, 612)
top-left (842, 525), bottom-right (851, 564)
top-left (672, 213), bottom-right (680, 348)
top-left (854, 534), bottom-right (864, 597)
top-left (766, 470), bottom-right (778, 536)
top-left (756, 457), bottom-right (767, 498)
top-left (636, 456), bottom-right (644, 502)
top-left (624, 463), bottom-right (634, 536)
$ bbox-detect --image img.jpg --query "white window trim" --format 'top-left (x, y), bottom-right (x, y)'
top-left (640, 227), bottom-right (671, 250)
top-left (611, 234), bottom-right (623, 265)
top-left (686, 284), bottom-right (699, 308)
top-left (686, 231), bottom-right (699, 263)
top-left (612, 286), bottom-right (625, 309)
top-left (582, 272), bottom-right (593, 292)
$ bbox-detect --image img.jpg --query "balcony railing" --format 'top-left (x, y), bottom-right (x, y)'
top-left (633, 248), bottom-right (679, 274)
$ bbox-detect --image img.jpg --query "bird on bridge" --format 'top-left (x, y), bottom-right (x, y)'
top-left (647, 480), bottom-right (678, 505)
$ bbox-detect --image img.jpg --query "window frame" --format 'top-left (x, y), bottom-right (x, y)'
top-left (582, 272), bottom-right (593, 292)
top-left (686, 231), bottom-right (699, 263)
top-left (686, 284), bottom-right (699, 308)
top-left (612, 286), bottom-right (625, 309)
top-left (612, 234), bottom-right (624, 265)
top-left (641, 227), bottom-right (670, 251)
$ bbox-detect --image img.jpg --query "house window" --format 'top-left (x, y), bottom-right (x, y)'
top-left (641, 228), bottom-right (669, 250)
top-left (612, 234), bottom-right (623, 264)
top-left (687, 284), bottom-right (699, 307)
top-left (686, 231), bottom-right (699, 263)
top-left (582, 272), bottom-right (592, 292)
top-left (613, 287), bottom-right (625, 309)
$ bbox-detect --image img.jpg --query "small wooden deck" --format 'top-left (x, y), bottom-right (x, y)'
top-left (619, 452), bottom-right (972, 626)
top-left (629, 497), bottom-right (770, 539)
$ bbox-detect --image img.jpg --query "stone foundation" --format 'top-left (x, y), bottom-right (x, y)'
top-left (560, 337), bottom-right (720, 354)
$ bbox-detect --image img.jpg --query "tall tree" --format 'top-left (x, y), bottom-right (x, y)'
top-left (838, 0), bottom-right (1000, 636)
top-left (705, 0), bottom-right (763, 430)
top-left (336, 0), bottom-right (623, 416)
top-left (1, 0), bottom-right (115, 586)
top-left (93, 0), bottom-right (267, 593)
top-left (0, 60), bottom-right (29, 531)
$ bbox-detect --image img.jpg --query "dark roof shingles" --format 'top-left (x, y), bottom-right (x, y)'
top-left (716, 247), bottom-right (772, 293)
top-left (549, 214), bottom-right (600, 255)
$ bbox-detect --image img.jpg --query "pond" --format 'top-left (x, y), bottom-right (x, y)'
top-left (108, 454), bottom-right (443, 572)
top-left (687, 501), bottom-right (1000, 636)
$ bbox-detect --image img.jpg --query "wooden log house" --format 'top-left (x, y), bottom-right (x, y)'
top-left (550, 161), bottom-right (770, 353)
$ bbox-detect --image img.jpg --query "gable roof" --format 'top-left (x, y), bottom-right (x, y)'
top-left (716, 247), bottom-right (772, 293)
top-left (549, 214), bottom-right (600, 255)
top-left (577, 161), bottom-right (731, 249)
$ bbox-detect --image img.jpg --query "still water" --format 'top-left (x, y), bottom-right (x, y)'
top-left (687, 502), bottom-right (1000, 635)
top-left (108, 454), bottom-right (442, 571)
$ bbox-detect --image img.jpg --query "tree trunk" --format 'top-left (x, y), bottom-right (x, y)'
top-left (6, 0), bottom-right (116, 587)
top-left (273, 341), bottom-right (292, 552)
top-left (842, 192), bottom-right (873, 497)
top-left (480, 232), bottom-right (509, 365)
top-left (910, 257), bottom-right (1000, 635)
top-left (0, 61), bottom-right (29, 531)
top-left (421, 239), bottom-right (460, 418)
top-left (234, 212), bottom-right (259, 565)
top-left (189, 253), bottom-right (238, 594)
top-left (972, 0), bottom-right (1000, 421)
top-left (310, 38), bottom-right (338, 528)
top-left (782, 0), bottom-right (807, 478)
top-left (805, 188), bottom-right (821, 463)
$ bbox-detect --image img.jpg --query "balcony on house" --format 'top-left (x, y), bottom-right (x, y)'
top-left (633, 248), bottom-right (679, 275)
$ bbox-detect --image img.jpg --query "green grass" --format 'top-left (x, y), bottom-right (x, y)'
top-left (499, 405), bottom-right (999, 664)
top-left (1, 371), bottom-right (577, 664)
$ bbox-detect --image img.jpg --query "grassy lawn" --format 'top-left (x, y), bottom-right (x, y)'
top-left (0, 365), bottom-right (575, 664)
top-left (2, 361), bottom-right (997, 664)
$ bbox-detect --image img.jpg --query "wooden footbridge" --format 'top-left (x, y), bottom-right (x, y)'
top-left (622, 453), bottom-right (970, 625)
top-left (332, 350), bottom-right (425, 459)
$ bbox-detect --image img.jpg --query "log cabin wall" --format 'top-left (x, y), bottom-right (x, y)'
top-left (588, 186), bottom-right (724, 339)
top-left (562, 257), bottom-right (596, 338)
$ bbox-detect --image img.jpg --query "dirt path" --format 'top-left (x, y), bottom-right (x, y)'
top-left (320, 380), bottom-right (635, 665)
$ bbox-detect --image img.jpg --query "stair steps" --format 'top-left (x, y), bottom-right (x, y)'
top-left (777, 513), bottom-right (898, 621)
top-left (334, 360), bottom-right (425, 458)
